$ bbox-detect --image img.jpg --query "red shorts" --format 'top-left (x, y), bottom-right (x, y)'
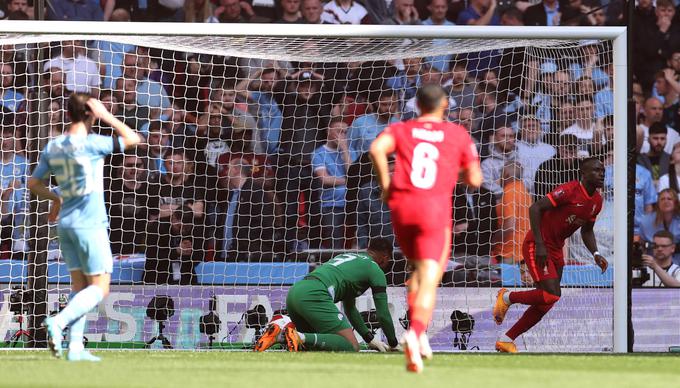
top-left (522, 238), bottom-right (564, 283)
top-left (389, 197), bottom-right (451, 267)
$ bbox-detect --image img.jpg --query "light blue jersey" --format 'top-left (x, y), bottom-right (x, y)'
top-left (32, 134), bottom-right (124, 229)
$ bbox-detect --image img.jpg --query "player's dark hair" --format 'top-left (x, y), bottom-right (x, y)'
top-left (579, 157), bottom-right (601, 173)
top-left (368, 237), bottom-right (393, 257)
top-left (416, 84), bottom-right (446, 114)
top-left (649, 122), bottom-right (668, 135)
top-left (653, 229), bottom-right (674, 241)
top-left (68, 92), bottom-right (92, 123)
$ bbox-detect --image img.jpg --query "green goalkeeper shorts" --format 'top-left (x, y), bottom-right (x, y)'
top-left (285, 278), bottom-right (352, 334)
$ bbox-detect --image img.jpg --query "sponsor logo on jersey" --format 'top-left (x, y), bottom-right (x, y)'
top-left (411, 128), bottom-right (444, 143)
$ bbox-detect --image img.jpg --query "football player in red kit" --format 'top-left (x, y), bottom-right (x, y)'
top-left (493, 157), bottom-right (609, 353)
top-left (370, 84), bottom-right (482, 373)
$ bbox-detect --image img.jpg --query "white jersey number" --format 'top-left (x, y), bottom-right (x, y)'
top-left (51, 156), bottom-right (93, 197)
top-left (410, 142), bottom-right (439, 189)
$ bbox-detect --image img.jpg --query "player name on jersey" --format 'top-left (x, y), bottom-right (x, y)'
top-left (411, 128), bottom-right (444, 143)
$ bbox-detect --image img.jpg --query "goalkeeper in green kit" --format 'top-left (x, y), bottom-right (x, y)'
top-left (255, 238), bottom-right (399, 352)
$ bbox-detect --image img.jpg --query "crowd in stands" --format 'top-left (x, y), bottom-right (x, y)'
top-left (0, 0), bottom-right (668, 286)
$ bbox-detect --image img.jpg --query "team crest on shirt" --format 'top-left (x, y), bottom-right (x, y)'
top-left (553, 188), bottom-right (565, 198)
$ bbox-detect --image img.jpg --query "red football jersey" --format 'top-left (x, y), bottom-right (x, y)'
top-left (380, 119), bottom-right (478, 202)
top-left (527, 180), bottom-right (603, 250)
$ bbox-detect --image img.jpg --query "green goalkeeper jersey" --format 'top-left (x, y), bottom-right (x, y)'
top-left (308, 252), bottom-right (398, 347)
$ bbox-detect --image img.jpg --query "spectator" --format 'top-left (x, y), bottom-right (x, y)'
top-left (387, 57), bottom-right (423, 103)
top-left (143, 206), bottom-right (207, 285)
top-left (106, 153), bottom-right (151, 255)
top-left (0, 63), bottom-right (25, 114)
top-left (494, 162), bottom-right (530, 264)
top-left (457, 0), bottom-right (499, 25)
top-left (452, 182), bottom-right (498, 258)
top-left (641, 230), bottom-right (680, 287)
top-left (515, 115), bottom-right (556, 193)
top-left (422, 0), bottom-right (453, 72)
top-left (534, 133), bottom-right (580, 199)
top-left (0, 128), bottom-right (27, 217)
top-left (391, 0), bottom-right (421, 25)
top-left (639, 188), bottom-right (680, 264)
top-left (523, 0), bottom-right (561, 26)
top-left (277, 0), bottom-right (302, 22)
top-left (116, 77), bottom-right (149, 131)
top-left (560, 0), bottom-right (591, 26)
top-left (312, 118), bottom-right (354, 249)
top-left (562, 98), bottom-right (604, 157)
top-left (89, 39), bottom-right (136, 90)
top-left (634, 0), bottom-right (680, 91)
top-left (500, 6), bottom-right (523, 26)
top-left (147, 148), bottom-right (212, 222)
top-left (46, 0), bottom-right (104, 21)
top-left (141, 126), bottom-right (170, 176)
top-left (194, 103), bottom-right (232, 167)
top-left (301, 0), bottom-right (323, 23)
top-left (639, 122), bottom-right (671, 183)
top-left (348, 88), bottom-right (400, 157)
top-left (236, 67), bottom-right (284, 155)
top-left (481, 126), bottom-right (517, 199)
top-left (278, 69), bottom-right (333, 161)
top-left (217, 157), bottom-right (281, 259)
top-left (636, 125), bottom-right (658, 236)
top-left (633, 0), bottom-right (655, 29)
top-left (640, 96), bottom-right (680, 154)
top-left (43, 40), bottom-right (100, 95)
top-left (42, 67), bottom-right (66, 99)
top-left (3, 0), bottom-right (30, 19)
top-left (445, 59), bottom-right (476, 109)
top-left (321, 0), bottom-right (370, 24)
top-left (184, 0), bottom-right (214, 22)
top-left (657, 142), bottom-right (680, 196)
top-left (123, 47), bottom-right (172, 114)
top-left (653, 68), bottom-right (680, 107)
top-left (356, 158), bottom-right (395, 250)
top-left (213, 0), bottom-right (251, 22)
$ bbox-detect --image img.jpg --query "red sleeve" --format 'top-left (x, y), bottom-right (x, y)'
top-left (546, 182), bottom-right (575, 208)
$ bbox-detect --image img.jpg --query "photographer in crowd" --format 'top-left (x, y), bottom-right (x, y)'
top-left (641, 230), bottom-right (680, 287)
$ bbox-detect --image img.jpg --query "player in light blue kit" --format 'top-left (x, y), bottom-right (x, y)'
top-left (28, 93), bottom-right (141, 361)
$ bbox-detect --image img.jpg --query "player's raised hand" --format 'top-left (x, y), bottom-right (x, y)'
top-left (594, 253), bottom-right (608, 274)
top-left (86, 98), bottom-right (113, 121)
top-left (48, 197), bottom-right (62, 223)
top-left (368, 338), bottom-right (389, 352)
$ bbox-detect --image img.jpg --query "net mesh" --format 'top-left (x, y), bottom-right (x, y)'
top-left (0, 33), bottom-right (615, 352)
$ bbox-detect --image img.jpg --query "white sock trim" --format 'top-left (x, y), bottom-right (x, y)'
top-left (503, 291), bottom-right (511, 305)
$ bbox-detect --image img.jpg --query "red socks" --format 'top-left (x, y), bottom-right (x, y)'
top-left (506, 303), bottom-right (555, 340)
top-left (407, 291), bottom-right (427, 337)
top-left (509, 289), bottom-right (560, 305)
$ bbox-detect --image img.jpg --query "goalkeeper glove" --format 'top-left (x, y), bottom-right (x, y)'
top-left (368, 338), bottom-right (389, 352)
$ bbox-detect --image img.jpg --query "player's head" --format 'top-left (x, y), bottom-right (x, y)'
top-left (416, 84), bottom-right (447, 116)
top-left (67, 92), bottom-right (93, 126)
top-left (367, 238), bottom-right (393, 271)
top-left (579, 157), bottom-right (605, 189)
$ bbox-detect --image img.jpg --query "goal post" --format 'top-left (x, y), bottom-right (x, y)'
top-left (0, 21), bottom-right (628, 352)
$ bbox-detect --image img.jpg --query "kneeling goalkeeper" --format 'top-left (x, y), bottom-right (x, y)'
top-left (256, 238), bottom-right (399, 352)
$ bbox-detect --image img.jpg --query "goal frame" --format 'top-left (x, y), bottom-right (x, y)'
top-left (0, 21), bottom-right (628, 353)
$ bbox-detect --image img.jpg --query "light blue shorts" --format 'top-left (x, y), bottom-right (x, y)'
top-left (58, 227), bottom-right (113, 275)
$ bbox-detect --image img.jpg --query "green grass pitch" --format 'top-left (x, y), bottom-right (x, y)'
top-left (1, 351), bottom-right (678, 388)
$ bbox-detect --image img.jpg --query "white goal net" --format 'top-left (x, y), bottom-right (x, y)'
top-left (0, 23), bottom-right (626, 352)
